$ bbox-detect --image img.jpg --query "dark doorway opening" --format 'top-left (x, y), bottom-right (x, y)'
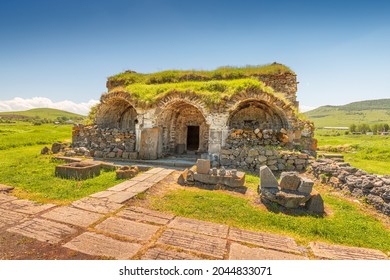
top-left (187, 126), bottom-right (200, 151)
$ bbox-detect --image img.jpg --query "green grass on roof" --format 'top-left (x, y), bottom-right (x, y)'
top-left (112, 78), bottom-right (291, 107)
top-left (108, 64), bottom-right (294, 85)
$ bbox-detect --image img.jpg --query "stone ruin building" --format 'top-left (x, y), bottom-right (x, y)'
top-left (72, 63), bottom-right (316, 172)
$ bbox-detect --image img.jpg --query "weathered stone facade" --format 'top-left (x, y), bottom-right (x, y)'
top-left (72, 65), bottom-right (316, 172)
top-left (72, 125), bottom-right (137, 159)
top-left (220, 147), bottom-right (310, 173)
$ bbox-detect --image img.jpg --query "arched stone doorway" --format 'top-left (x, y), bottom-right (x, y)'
top-left (156, 100), bottom-right (209, 155)
top-left (228, 99), bottom-right (289, 130)
top-left (95, 98), bottom-right (138, 131)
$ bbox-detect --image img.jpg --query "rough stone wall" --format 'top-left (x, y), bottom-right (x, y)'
top-left (310, 159), bottom-right (390, 216)
top-left (218, 120), bottom-right (315, 172)
top-left (228, 104), bottom-right (284, 130)
top-left (72, 124), bottom-right (137, 159)
top-left (255, 73), bottom-right (298, 106)
top-left (220, 146), bottom-right (310, 172)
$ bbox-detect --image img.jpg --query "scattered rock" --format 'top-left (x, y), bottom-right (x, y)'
top-left (116, 166), bottom-right (139, 179)
top-left (310, 158), bottom-right (390, 216)
top-left (41, 146), bottom-right (50, 155)
top-left (259, 166), bottom-right (324, 213)
top-left (177, 168), bottom-right (189, 185)
top-left (297, 178), bottom-right (314, 194)
top-left (196, 159), bottom-right (211, 174)
top-left (279, 172), bottom-right (301, 191)
top-left (305, 191), bottom-right (324, 214)
top-left (51, 142), bottom-right (62, 154)
top-left (259, 166), bottom-right (279, 190)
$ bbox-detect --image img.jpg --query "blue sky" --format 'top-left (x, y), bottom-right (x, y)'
top-left (0, 0), bottom-right (389, 114)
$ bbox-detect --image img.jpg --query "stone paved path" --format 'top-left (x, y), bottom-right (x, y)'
top-left (1, 167), bottom-right (389, 260)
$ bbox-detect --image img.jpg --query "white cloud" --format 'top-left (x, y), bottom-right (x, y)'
top-left (0, 97), bottom-right (99, 116)
top-left (299, 105), bottom-right (318, 113)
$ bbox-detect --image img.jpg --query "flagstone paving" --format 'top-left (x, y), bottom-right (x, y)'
top-left (0, 194), bottom-right (18, 204)
top-left (168, 216), bottom-right (229, 238)
top-left (157, 228), bottom-right (228, 259)
top-left (1, 167), bottom-right (389, 260)
top-left (141, 247), bottom-right (203, 260)
top-left (7, 218), bottom-right (77, 244)
top-left (309, 242), bottom-right (388, 260)
top-left (229, 242), bottom-right (307, 260)
top-left (63, 232), bottom-right (142, 260)
top-left (0, 208), bottom-right (29, 229)
top-left (0, 199), bottom-right (55, 215)
top-left (42, 206), bottom-right (104, 228)
top-left (71, 197), bottom-right (123, 214)
top-left (229, 227), bottom-right (302, 255)
top-left (117, 206), bottom-right (174, 225)
top-left (95, 217), bottom-right (160, 242)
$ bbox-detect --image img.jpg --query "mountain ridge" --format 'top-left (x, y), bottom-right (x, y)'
top-left (304, 99), bottom-right (390, 127)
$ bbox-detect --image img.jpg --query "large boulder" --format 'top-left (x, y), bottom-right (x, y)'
top-left (259, 166), bottom-right (279, 192)
top-left (279, 172), bottom-right (301, 191)
top-left (305, 191), bottom-right (324, 214)
top-left (261, 188), bottom-right (311, 209)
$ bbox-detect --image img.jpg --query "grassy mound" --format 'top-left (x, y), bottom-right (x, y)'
top-left (108, 64), bottom-right (294, 85)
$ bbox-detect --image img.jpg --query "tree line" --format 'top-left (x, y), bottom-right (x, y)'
top-left (349, 123), bottom-right (390, 134)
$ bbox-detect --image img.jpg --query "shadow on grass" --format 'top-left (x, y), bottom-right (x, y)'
top-left (183, 182), bottom-right (248, 195)
top-left (260, 197), bottom-right (326, 218)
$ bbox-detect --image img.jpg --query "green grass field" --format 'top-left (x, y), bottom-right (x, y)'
top-left (0, 122), bottom-right (123, 204)
top-left (0, 123), bottom-right (72, 150)
top-left (315, 131), bottom-right (390, 175)
top-left (0, 108), bottom-right (85, 121)
top-left (149, 174), bottom-right (390, 252)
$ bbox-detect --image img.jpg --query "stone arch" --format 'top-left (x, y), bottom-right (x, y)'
top-left (228, 99), bottom-right (289, 130)
top-left (226, 90), bottom-right (296, 130)
top-left (95, 92), bottom-right (138, 131)
top-left (155, 92), bottom-right (209, 118)
top-left (156, 98), bottom-right (210, 155)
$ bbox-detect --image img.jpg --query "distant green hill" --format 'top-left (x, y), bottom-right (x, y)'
top-left (304, 99), bottom-right (390, 128)
top-left (0, 108), bottom-right (85, 122)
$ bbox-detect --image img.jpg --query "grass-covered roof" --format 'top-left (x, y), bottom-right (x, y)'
top-left (108, 63), bottom-right (295, 85)
top-left (106, 64), bottom-right (295, 108)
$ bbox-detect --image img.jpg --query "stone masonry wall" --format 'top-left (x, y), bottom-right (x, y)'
top-left (254, 73), bottom-right (298, 106)
top-left (72, 124), bottom-right (137, 159)
top-left (310, 159), bottom-right (390, 216)
top-left (220, 146), bottom-right (310, 173)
